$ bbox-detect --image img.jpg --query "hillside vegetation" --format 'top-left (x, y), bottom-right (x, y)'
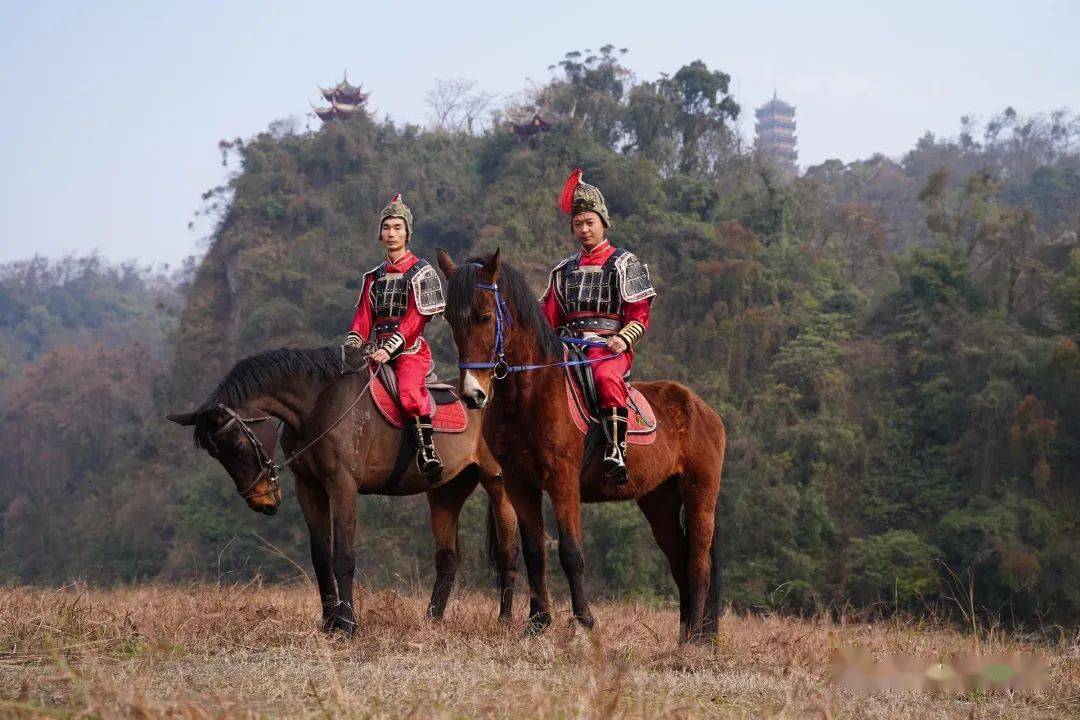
top-left (1, 49), bottom-right (1079, 626)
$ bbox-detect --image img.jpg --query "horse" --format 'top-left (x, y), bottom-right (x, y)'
top-left (438, 249), bottom-right (727, 643)
top-left (167, 346), bottom-right (519, 633)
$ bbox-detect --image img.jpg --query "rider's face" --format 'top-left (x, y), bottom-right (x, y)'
top-left (380, 218), bottom-right (409, 254)
top-left (572, 212), bottom-right (605, 249)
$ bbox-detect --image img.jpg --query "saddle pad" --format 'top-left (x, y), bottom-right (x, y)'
top-left (372, 377), bottom-right (468, 433)
top-left (565, 377), bottom-right (658, 445)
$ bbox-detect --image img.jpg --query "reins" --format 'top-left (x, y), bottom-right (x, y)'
top-left (212, 367), bottom-right (377, 499)
top-left (458, 277), bottom-right (621, 380)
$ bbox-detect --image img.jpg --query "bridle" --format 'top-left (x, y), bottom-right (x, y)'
top-left (457, 272), bottom-right (620, 380)
top-left (211, 404), bottom-right (280, 500)
top-left (207, 368), bottom-right (378, 501)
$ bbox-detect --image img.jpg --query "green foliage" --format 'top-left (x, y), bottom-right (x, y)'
top-left (847, 530), bottom-right (942, 610)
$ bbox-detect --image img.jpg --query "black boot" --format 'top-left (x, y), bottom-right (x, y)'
top-left (602, 407), bottom-right (629, 483)
top-left (413, 415), bottom-right (443, 484)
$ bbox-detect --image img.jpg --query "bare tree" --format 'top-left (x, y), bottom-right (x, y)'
top-left (424, 78), bottom-right (495, 134)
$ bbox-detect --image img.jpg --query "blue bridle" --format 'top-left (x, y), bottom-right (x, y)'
top-left (458, 277), bottom-right (621, 380)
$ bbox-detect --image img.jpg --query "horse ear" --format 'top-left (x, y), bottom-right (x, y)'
top-left (483, 247), bottom-right (501, 283)
top-left (435, 247), bottom-right (457, 278)
top-left (166, 411), bottom-right (198, 426)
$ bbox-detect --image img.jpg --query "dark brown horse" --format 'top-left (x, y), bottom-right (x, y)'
top-left (168, 346), bottom-right (518, 633)
top-left (438, 250), bottom-right (726, 642)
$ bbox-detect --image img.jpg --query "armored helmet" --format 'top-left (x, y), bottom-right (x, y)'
top-left (558, 168), bottom-right (611, 228)
top-left (377, 193), bottom-right (413, 240)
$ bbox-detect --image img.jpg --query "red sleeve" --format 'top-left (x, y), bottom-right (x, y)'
top-left (348, 274), bottom-right (375, 338)
top-left (621, 297), bottom-right (651, 330)
top-left (395, 291), bottom-right (430, 347)
top-left (540, 283), bottom-right (565, 329)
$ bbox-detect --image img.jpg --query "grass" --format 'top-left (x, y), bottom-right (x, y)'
top-left (0, 583), bottom-right (1077, 718)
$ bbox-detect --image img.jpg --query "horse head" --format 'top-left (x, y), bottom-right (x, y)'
top-left (438, 248), bottom-right (502, 409)
top-left (167, 404), bottom-right (283, 515)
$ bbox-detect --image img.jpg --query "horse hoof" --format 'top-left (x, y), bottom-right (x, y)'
top-left (323, 615), bottom-right (358, 635)
top-left (524, 612), bottom-right (551, 637)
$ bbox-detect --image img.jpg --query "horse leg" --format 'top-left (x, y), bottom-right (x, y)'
top-left (681, 477), bottom-right (719, 643)
top-left (327, 477), bottom-right (359, 634)
top-left (480, 472), bottom-right (519, 622)
top-left (425, 467), bottom-right (477, 620)
top-left (505, 480), bottom-right (551, 636)
top-left (637, 478), bottom-right (691, 643)
top-left (549, 481), bottom-right (595, 631)
top-left (295, 477), bottom-right (338, 632)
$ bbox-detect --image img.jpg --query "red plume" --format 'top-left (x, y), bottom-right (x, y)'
top-left (558, 168), bottom-right (583, 214)
top-left (391, 193), bottom-right (402, 203)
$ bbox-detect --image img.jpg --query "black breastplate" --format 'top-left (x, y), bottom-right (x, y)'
top-left (371, 267), bottom-right (409, 323)
top-left (557, 249), bottom-right (625, 318)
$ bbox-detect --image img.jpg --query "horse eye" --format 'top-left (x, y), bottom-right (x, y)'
top-left (477, 313), bottom-right (492, 325)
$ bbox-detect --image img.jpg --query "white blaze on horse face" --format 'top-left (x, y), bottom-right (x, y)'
top-left (462, 370), bottom-right (490, 408)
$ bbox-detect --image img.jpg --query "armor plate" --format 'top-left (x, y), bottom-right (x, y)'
top-left (410, 263), bottom-right (445, 316)
top-left (369, 266), bottom-right (409, 321)
top-left (614, 251), bottom-right (656, 303)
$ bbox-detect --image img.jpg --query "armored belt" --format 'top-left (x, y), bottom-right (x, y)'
top-left (563, 316), bottom-right (622, 335)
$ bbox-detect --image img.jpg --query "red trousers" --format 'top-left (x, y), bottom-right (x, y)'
top-left (586, 346), bottom-right (633, 409)
top-left (381, 339), bottom-right (432, 418)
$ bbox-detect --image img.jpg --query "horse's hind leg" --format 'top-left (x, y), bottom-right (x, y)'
top-left (681, 473), bottom-right (720, 643)
top-left (480, 473), bottom-right (519, 622)
top-left (505, 480), bottom-right (552, 636)
top-left (425, 467), bottom-right (478, 619)
top-left (295, 476), bottom-right (339, 632)
top-left (637, 478), bottom-right (691, 642)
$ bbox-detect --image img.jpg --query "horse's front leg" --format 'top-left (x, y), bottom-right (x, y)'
top-left (327, 474), bottom-right (360, 633)
top-left (295, 476), bottom-right (339, 632)
top-left (505, 480), bottom-right (552, 636)
top-left (480, 473), bottom-right (519, 622)
top-left (549, 478), bottom-right (595, 630)
top-left (425, 467), bottom-right (477, 619)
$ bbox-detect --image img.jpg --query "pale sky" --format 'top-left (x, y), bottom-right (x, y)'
top-left (1, 0), bottom-right (1076, 267)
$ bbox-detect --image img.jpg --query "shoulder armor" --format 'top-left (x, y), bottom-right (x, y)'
top-left (408, 261), bottom-right (445, 316)
top-left (614, 251), bottom-right (657, 303)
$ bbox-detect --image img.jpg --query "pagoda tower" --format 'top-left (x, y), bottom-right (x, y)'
top-left (313, 73), bottom-right (368, 122)
top-left (754, 92), bottom-right (798, 177)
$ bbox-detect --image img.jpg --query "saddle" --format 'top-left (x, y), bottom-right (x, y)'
top-left (371, 364), bottom-right (467, 434)
top-left (563, 345), bottom-right (658, 446)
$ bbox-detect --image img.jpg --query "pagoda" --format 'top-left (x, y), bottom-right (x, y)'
top-left (509, 112), bottom-right (552, 148)
top-left (313, 73), bottom-right (368, 122)
top-left (754, 92), bottom-right (798, 177)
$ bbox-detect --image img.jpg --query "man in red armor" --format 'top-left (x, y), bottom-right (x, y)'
top-left (540, 169), bottom-right (656, 479)
top-left (344, 194), bottom-right (446, 481)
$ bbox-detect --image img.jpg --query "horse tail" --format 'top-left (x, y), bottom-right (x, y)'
top-left (704, 496), bottom-right (724, 635)
top-left (485, 497), bottom-right (499, 583)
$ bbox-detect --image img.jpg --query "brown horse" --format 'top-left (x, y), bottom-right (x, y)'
top-left (168, 346), bottom-right (518, 633)
top-left (438, 250), bottom-right (726, 642)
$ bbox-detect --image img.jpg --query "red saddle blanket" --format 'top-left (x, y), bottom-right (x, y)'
top-left (371, 377), bottom-right (468, 433)
top-left (565, 376), bottom-right (658, 446)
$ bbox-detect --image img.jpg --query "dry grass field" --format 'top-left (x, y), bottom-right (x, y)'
top-left (1, 583), bottom-right (1077, 719)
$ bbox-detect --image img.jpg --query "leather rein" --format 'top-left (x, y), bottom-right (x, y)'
top-left (457, 274), bottom-right (620, 380)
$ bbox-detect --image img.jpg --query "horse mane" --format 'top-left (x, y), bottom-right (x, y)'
top-left (193, 346), bottom-right (341, 447)
top-left (446, 258), bottom-right (564, 360)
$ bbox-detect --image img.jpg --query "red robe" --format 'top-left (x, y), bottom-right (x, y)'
top-left (540, 240), bottom-right (651, 408)
top-left (349, 251), bottom-right (433, 417)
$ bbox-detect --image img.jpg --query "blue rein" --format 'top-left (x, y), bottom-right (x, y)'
top-left (459, 279), bottom-right (621, 380)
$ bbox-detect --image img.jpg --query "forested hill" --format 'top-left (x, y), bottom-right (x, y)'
top-left (3, 50), bottom-right (1079, 624)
